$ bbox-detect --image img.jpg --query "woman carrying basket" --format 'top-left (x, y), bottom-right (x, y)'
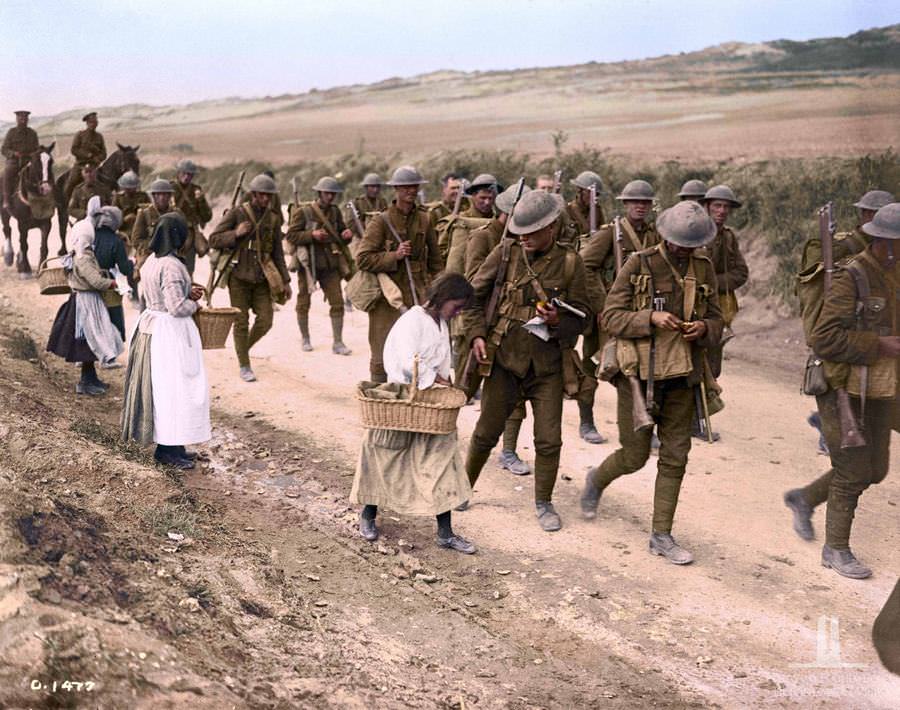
top-left (351, 272), bottom-right (476, 553)
top-left (121, 212), bottom-right (210, 470)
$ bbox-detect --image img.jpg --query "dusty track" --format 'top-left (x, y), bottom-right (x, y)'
top-left (0, 222), bottom-right (898, 708)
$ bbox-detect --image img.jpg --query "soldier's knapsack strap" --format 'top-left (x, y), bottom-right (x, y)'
top-left (619, 218), bottom-right (646, 252)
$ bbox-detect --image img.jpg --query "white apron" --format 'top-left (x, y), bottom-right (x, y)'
top-left (132, 309), bottom-right (211, 446)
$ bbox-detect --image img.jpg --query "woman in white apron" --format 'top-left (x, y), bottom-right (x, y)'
top-left (351, 272), bottom-right (476, 553)
top-left (121, 212), bottom-right (210, 469)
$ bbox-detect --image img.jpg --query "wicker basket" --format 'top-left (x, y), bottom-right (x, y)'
top-left (193, 307), bottom-right (240, 350)
top-left (357, 358), bottom-right (467, 435)
top-left (37, 257), bottom-right (71, 295)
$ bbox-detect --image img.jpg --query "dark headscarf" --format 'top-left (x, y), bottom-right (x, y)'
top-left (149, 212), bottom-right (189, 258)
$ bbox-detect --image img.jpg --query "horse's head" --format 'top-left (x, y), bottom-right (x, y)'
top-left (115, 142), bottom-right (141, 175)
top-left (28, 144), bottom-right (55, 196)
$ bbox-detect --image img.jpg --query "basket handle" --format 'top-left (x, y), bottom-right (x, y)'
top-left (37, 255), bottom-right (64, 275)
top-left (407, 355), bottom-right (420, 402)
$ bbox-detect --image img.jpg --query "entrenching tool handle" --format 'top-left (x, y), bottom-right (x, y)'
top-left (836, 388), bottom-right (866, 448)
top-left (347, 200), bottom-right (365, 237)
top-left (589, 184), bottom-right (597, 236)
top-left (629, 376), bottom-right (654, 432)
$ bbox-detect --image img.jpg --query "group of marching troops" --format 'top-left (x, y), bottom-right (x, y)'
top-left (3, 110), bottom-right (897, 580)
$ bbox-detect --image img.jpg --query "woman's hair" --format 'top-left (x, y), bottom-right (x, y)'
top-left (425, 271), bottom-right (474, 310)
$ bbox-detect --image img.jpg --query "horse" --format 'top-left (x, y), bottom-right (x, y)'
top-left (54, 142), bottom-right (140, 246)
top-left (1, 144), bottom-right (57, 277)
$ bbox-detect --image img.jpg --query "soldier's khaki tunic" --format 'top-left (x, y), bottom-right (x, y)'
top-left (209, 203), bottom-right (289, 369)
top-left (561, 197), bottom-right (605, 249)
top-left (112, 190), bottom-right (150, 240)
top-left (701, 224), bottom-right (749, 376)
top-left (67, 182), bottom-right (112, 220)
top-left (346, 194), bottom-right (388, 239)
top-left (2, 125), bottom-right (39, 202)
top-left (286, 200), bottom-right (350, 320)
top-left (437, 203), bottom-right (493, 270)
top-left (170, 180), bottom-right (213, 274)
top-left (464, 240), bottom-right (591, 503)
top-left (356, 202), bottom-right (442, 382)
top-left (590, 243), bottom-right (722, 533)
top-left (800, 247), bottom-right (897, 549)
top-left (65, 129), bottom-right (107, 198)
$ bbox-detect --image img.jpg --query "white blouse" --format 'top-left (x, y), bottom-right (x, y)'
top-left (383, 306), bottom-right (451, 389)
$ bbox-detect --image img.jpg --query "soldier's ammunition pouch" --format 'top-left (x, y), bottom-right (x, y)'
top-left (802, 352), bottom-right (828, 396)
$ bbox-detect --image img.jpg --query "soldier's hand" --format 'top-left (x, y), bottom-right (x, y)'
top-left (236, 221), bottom-right (253, 237)
top-left (341, 228), bottom-right (353, 241)
top-left (312, 229), bottom-right (328, 242)
top-left (878, 336), bottom-right (900, 358)
top-left (651, 311), bottom-right (681, 331)
top-left (681, 320), bottom-right (707, 342)
top-left (395, 241), bottom-right (413, 259)
top-left (536, 302), bottom-right (560, 327)
top-left (472, 337), bottom-right (489, 365)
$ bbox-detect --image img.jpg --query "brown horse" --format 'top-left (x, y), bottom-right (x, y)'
top-left (54, 142), bottom-right (140, 246)
top-left (1, 144), bottom-right (57, 277)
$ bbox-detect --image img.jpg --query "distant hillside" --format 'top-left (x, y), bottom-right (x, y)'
top-left (16, 23), bottom-right (900, 135)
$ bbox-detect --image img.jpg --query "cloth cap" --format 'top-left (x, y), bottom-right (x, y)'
top-left (508, 191), bottom-right (564, 235)
top-left (861, 203), bottom-right (900, 240)
top-left (82, 112), bottom-right (98, 122)
top-left (657, 201), bottom-right (717, 248)
top-left (14, 110), bottom-right (30, 117)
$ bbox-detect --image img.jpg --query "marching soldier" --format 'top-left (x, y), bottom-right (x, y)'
top-left (580, 201), bottom-right (723, 564)
top-left (560, 171), bottom-right (605, 249)
top-left (439, 173), bottom-right (499, 272)
top-left (786, 203), bottom-right (900, 580)
top-left (131, 179), bottom-right (182, 275)
top-left (243, 170), bottom-right (283, 228)
top-left (795, 189), bottom-right (895, 454)
top-left (677, 179), bottom-right (708, 202)
top-left (346, 173), bottom-right (388, 240)
top-left (286, 175), bottom-right (354, 354)
top-left (170, 159), bottom-right (212, 275)
top-left (112, 170), bottom-right (149, 240)
top-left (463, 190), bottom-right (591, 531)
top-left (209, 174), bottom-right (291, 382)
top-left (701, 185), bottom-right (749, 379)
top-left (356, 165), bottom-right (443, 382)
top-left (68, 163), bottom-right (112, 220)
top-left (2, 110), bottom-right (39, 210)
top-left (465, 183), bottom-right (534, 476)
top-left (64, 112), bottom-right (107, 202)
top-left (577, 179), bottom-right (660, 444)
top-left (426, 172), bottom-right (465, 228)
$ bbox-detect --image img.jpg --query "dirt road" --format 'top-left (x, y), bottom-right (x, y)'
top-left (1, 224), bottom-right (898, 707)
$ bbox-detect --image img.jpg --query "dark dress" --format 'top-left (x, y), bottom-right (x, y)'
top-left (47, 291), bottom-right (95, 363)
top-left (93, 226), bottom-right (134, 340)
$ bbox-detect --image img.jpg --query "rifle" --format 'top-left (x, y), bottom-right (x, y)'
top-left (614, 216), bottom-right (655, 432)
top-left (290, 177), bottom-right (300, 217)
top-left (347, 200), bottom-right (366, 238)
top-left (588, 184), bottom-right (597, 236)
top-left (381, 212), bottom-right (420, 307)
top-left (552, 170), bottom-right (563, 194)
top-left (451, 180), bottom-right (466, 218)
top-left (819, 201), bottom-right (866, 448)
top-left (206, 170), bottom-right (246, 299)
top-left (460, 177), bottom-right (526, 391)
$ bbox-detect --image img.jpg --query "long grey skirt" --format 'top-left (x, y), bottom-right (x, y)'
top-left (120, 332), bottom-right (154, 445)
top-left (350, 429), bottom-right (471, 516)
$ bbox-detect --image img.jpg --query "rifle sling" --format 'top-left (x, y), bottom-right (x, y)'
top-left (846, 259), bottom-right (872, 422)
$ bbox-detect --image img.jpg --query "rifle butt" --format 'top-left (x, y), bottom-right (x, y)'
top-left (836, 388), bottom-right (866, 448)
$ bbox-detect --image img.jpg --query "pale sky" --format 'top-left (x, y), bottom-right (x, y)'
top-left (1, 0), bottom-right (896, 118)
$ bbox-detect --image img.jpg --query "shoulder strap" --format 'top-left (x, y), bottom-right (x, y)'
top-left (619, 218), bottom-right (645, 252)
top-left (309, 201), bottom-right (339, 240)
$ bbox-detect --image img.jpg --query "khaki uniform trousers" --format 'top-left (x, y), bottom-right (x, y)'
top-left (801, 391), bottom-right (891, 549)
top-left (465, 362), bottom-right (564, 503)
top-left (229, 276), bottom-right (273, 368)
top-left (367, 298), bottom-right (402, 383)
top-left (590, 377), bottom-right (694, 533)
top-left (296, 267), bottom-right (344, 320)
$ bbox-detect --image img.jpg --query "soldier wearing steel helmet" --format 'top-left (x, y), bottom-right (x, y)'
top-left (2, 110), bottom-right (39, 210)
top-left (677, 179), bottom-right (708, 202)
top-left (580, 201), bottom-right (724, 565)
top-left (784, 202), bottom-right (900, 580)
top-left (464, 183), bottom-right (534, 477)
top-left (169, 159), bottom-right (212, 275)
top-left (209, 173), bottom-right (291, 383)
top-left (346, 173), bottom-right (388, 240)
top-left (356, 165), bottom-right (443, 382)
top-left (131, 179), bottom-right (184, 280)
top-left (576, 179), bottom-right (660, 443)
top-left (112, 170), bottom-right (149, 239)
top-left (462, 190), bottom-right (591, 532)
top-left (67, 162), bottom-right (112, 220)
top-left (426, 173), bottom-right (467, 228)
top-left (64, 112), bottom-right (107, 203)
top-left (561, 171), bottom-right (606, 249)
top-left (286, 175), bottom-right (355, 355)
top-left (700, 185), bottom-right (749, 381)
top-left (438, 173), bottom-right (499, 271)
top-left (796, 188), bottom-right (896, 456)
